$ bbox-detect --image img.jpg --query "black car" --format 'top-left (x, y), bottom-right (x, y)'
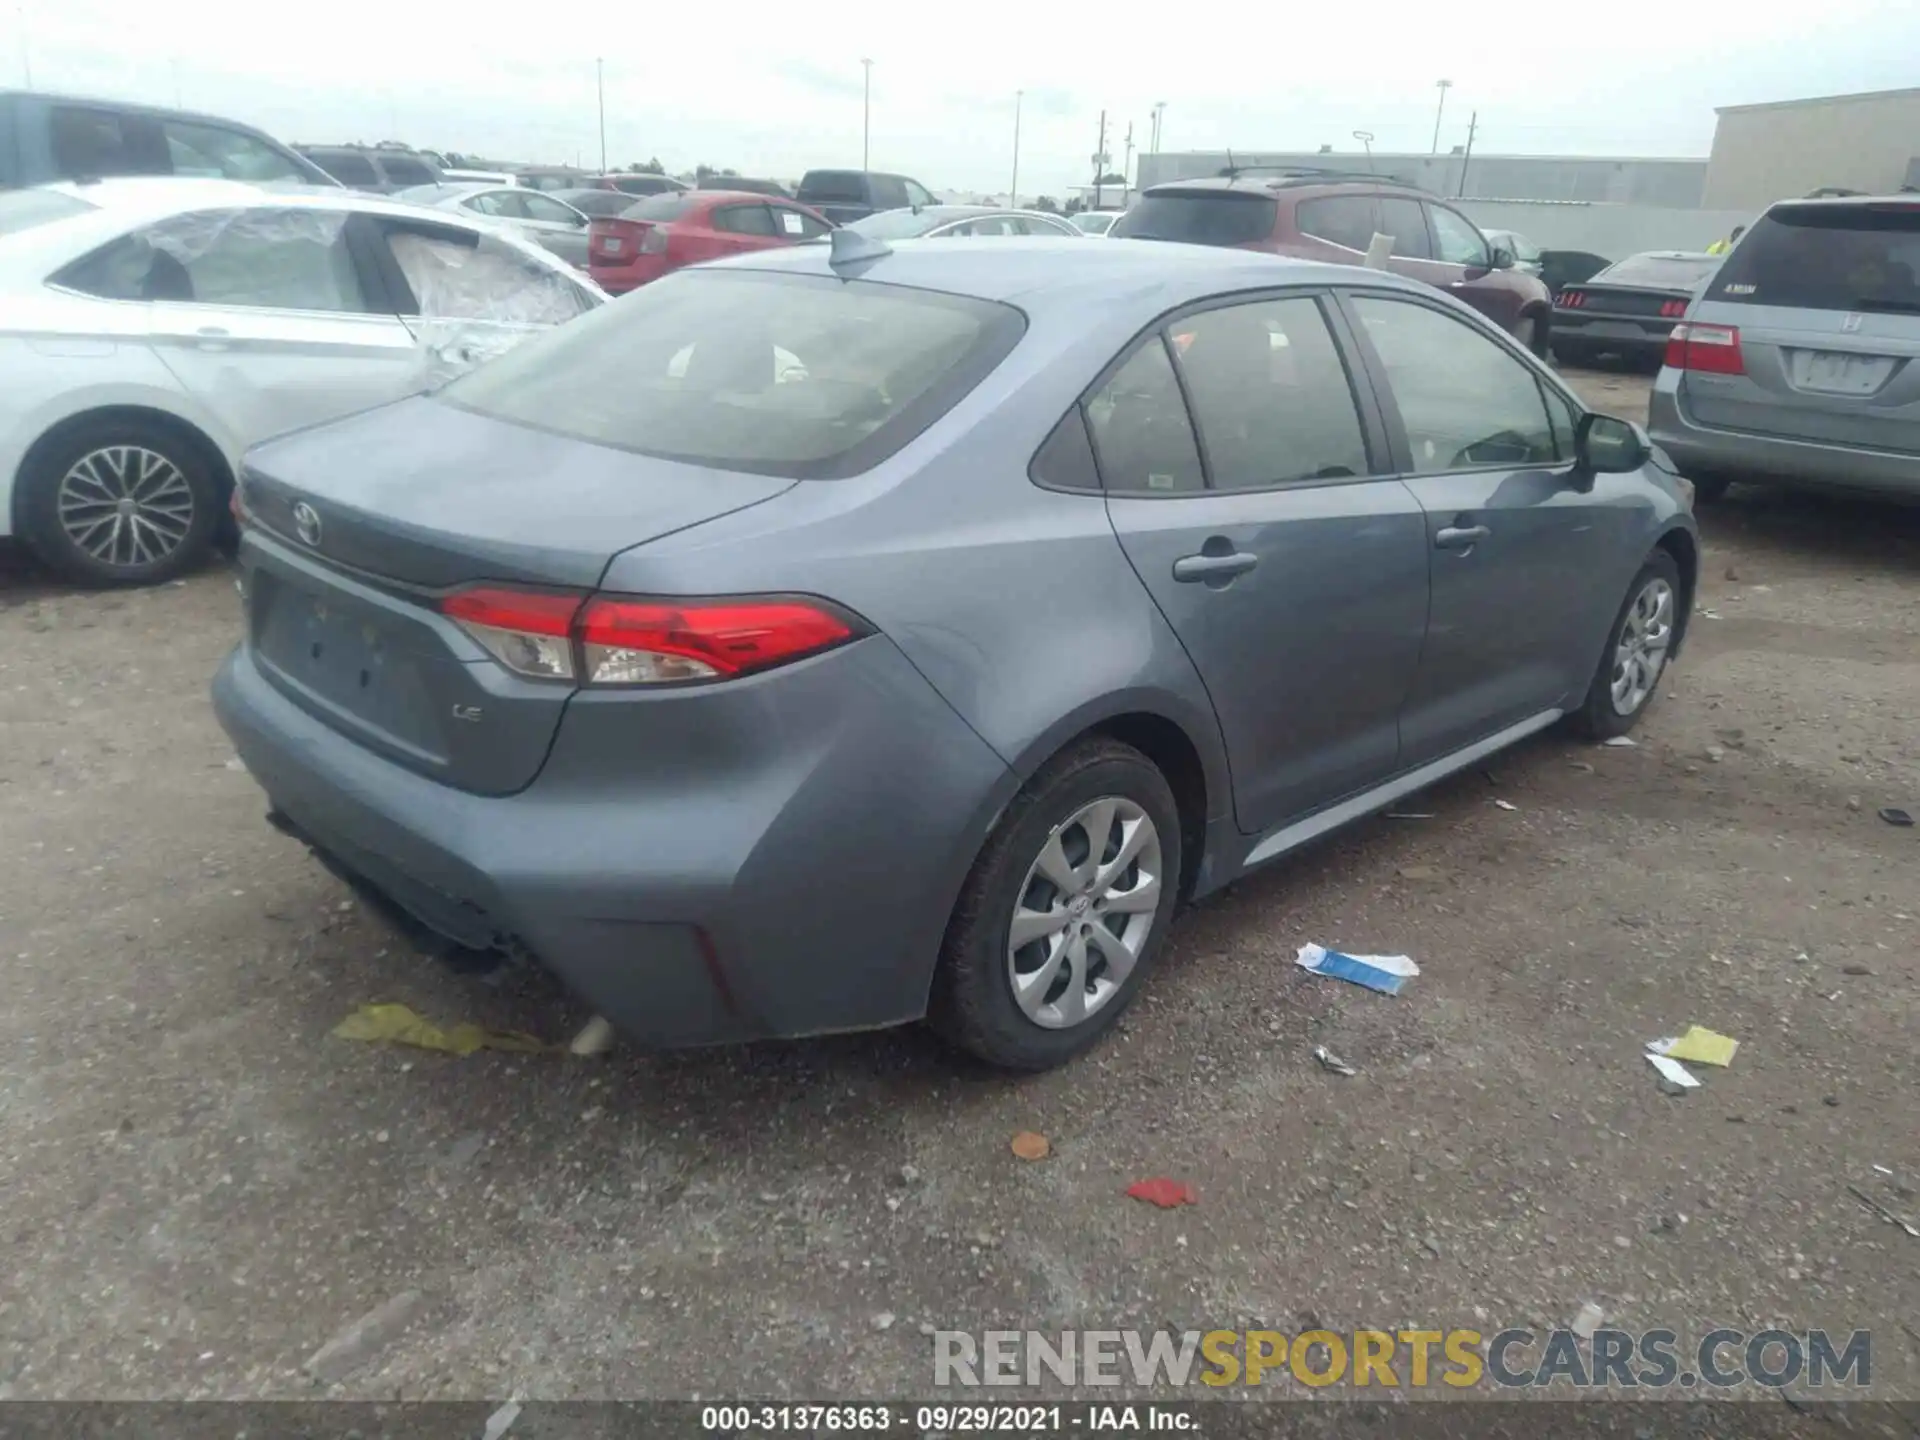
top-left (1552, 251), bottom-right (1722, 370)
top-left (795, 169), bottom-right (937, 224)
top-left (0, 89), bottom-right (335, 189)
top-left (695, 175), bottom-right (792, 199)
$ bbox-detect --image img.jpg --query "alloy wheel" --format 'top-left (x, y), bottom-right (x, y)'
top-left (1006, 796), bottom-right (1164, 1029)
top-left (1610, 576), bottom-right (1674, 716)
top-left (56, 445), bottom-right (196, 572)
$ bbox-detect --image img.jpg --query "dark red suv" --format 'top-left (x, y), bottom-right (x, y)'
top-left (1113, 172), bottom-right (1553, 353)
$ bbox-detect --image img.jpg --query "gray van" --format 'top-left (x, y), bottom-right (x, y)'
top-left (1649, 196), bottom-right (1920, 501)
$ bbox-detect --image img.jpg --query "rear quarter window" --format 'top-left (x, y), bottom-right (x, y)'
top-left (1111, 191), bottom-right (1277, 247)
top-left (438, 269), bottom-right (1026, 479)
top-left (1708, 204), bottom-right (1920, 312)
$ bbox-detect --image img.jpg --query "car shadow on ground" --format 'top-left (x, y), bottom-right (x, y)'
top-left (1703, 485), bottom-right (1920, 573)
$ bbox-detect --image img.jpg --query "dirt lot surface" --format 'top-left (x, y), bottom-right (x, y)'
top-left (2, 369), bottom-right (1916, 1405)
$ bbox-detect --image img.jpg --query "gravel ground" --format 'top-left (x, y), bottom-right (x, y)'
top-left (2, 369), bottom-right (1916, 1404)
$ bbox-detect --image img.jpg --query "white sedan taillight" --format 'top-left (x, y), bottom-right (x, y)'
top-left (440, 587), bottom-right (864, 686)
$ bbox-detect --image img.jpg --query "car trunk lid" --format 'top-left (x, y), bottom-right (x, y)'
top-left (237, 396), bottom-right (795, 794)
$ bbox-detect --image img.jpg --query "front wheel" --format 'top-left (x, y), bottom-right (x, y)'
top-left (929, 738), bottom-right (1182, 1071)
top-left (1572, 550), bottom-right (1682, 741)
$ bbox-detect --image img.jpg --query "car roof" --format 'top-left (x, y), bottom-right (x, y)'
top-left (706, 234), bottom-right (1424, 308)
top-left (2, 87), bottom-right (282, 135)
top-left (1145, 174), bottom-right (1427, 198)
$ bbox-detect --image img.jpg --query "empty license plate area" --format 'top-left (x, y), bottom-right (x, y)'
top-left (1790, 349), bottom-right (1897, 397)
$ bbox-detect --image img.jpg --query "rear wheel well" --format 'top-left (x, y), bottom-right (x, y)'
top-left (13, 406), bottom-right (233, 531)
top-left (1654, 526), bottom-right (1699, 653)
top-left (1082, 712), bottom-right (1208, 902)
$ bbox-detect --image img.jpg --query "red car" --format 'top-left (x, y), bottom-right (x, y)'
top-left (1113, 172), bottom-right (1554, 353)
top-left (588, 191), bottom-right (835, 294)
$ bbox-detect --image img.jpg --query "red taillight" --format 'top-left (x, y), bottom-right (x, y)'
top-left (1559, 290), bottom-right (1585, 309)
top-left (577, 597), bottom-right (857, 684)
top-left (439, 588), bottom-right (863, 686)
top-left (1659, 298), bottom-right (1689, 318)
top-left (1664, 322), bottom-right (1744, 375)
top-left (442, 587), bottom-right (583, 681)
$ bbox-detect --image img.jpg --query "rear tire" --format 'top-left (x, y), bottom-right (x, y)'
top-left (929, 738), bottom-right (1182, 1071)
top-left (17, 417), bottom-right (220, 587)
top-left (1690, 473), bottom-right (1733, 503)
top-left (1573, 550), bottom-right (1682, 742)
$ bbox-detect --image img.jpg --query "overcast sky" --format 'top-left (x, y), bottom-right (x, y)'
top-left (11, 0), bottom-right (1917, 196)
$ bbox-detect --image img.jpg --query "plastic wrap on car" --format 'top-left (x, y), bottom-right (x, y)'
top-left (389, 229), bottom-right (596, 384)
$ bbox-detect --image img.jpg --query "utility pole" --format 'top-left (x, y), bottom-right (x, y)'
top-left (1432, 79), bottom-right (1452, 155)
top-left (596, 58), bottom-right (607, 172)
top-left (19, 6), bottom-right (32, 87)
top-left (1457, 111), bottom-right (1478, 197)
top-left (1009, 90), bottom-right (1022, 204)
top-left (1150, 101), bottom-right (1166, 153)
top-left (861, 58), bottom-right (873, 171)
top-left (1092, 110), bottom-right (1108, 210)
top-left (1123, 121), bottom-right (1134, 198)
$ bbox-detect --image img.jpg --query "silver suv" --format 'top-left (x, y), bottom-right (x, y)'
top-left (1650, 196), bottom-right (1920, 501)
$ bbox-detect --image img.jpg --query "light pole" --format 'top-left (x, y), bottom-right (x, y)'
top-left (596, 58), bottom-right (607, 172)
top-left (1431, 79), bottom-right (1452, 155)
top-left (1150, 101), bottom-right (1166, 153)
top-left (1352, 129), bottom-right (1376, 172)
top-left (1009, 90), bottom-right (1022, 204)
top-left (861, 58), bottom-right (873, 171)
top-left (17, 6), bottom-right (31, 87)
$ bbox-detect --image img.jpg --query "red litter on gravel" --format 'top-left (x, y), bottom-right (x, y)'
top-left (1126, 1178), bottom-right (1198, 1208)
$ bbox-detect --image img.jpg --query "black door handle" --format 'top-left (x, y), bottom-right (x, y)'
top-left (1435, 524), bottom-right (1491, 550)
top-left (1173, 551), bottom-right (1259, 584)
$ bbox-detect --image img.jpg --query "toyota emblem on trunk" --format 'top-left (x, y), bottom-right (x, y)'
top-left (292, 502), bottom-right (322, 548)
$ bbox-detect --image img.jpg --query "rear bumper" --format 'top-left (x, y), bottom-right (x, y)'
top-left (1649, 372), bottom-right (1920, 497)
top-left (212, 634), bottom-right (1015, 1048)
top-left (1552, 315), bottom-right (1674, 357)
top-left (587, 256), bottom-right (671, 294)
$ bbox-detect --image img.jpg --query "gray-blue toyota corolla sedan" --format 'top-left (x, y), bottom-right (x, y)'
top-left (214, 235), bottom-right (1699, 1070)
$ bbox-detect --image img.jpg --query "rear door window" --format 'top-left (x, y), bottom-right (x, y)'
top-left (438, 269), bottom-right (1025, 478)
top-left (1705, 203), bottom-right (1920, 313)
top-left (1296, 195), bottom-right (1376, 251)
top-left (50, 106), bottom-right (170, 178)
top-left (1110, 191), bottom-right (1277, 247)
top-left (1168, 296), bottom-right (1372, 488)
top-left (1084, 338), bottom-right (1205, 494)
top-left (771, 205), bottom-right (829, 239)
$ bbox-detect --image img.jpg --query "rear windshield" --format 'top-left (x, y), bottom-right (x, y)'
top-left (1597, 254), bottom-right (1719, 290)
top-left (1707, 203), bottom-right (1920, 313)
top-left (799, 171), bottom-right (867, 203)
top-left (313, 151), bottom-right (379, 186)
top-left (848, 208), bottom-right (942, 239)
top-left (620, 194), bottom-right (695, 222)
top-left (0, 189), bottom-right (98, 237)
top-left (1110, 191), bottom-right (1277, 246)
top-left (439, 269), bottom-right (1027, 479)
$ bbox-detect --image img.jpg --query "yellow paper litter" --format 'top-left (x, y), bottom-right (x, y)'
top-left (1661, 1026), bottom-right (1739, 1068)
top-left (332, 1002), bottom-right (551, 1057)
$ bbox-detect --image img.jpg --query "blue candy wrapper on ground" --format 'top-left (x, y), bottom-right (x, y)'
top-left (1295, 943), bottom-right (1420, 996)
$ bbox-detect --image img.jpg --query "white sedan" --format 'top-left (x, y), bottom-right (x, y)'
top-left (0, 177), bottom-right (603, 586)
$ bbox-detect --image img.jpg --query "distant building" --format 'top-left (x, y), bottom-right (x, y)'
top-left (1134, 151), bottom-right (1707, 207)
top-left (1703, 86), bottom-right (1920, 208)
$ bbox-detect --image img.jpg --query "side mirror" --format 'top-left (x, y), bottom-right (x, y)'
top-left (1574, 412), bottom-right (1651, 488)
top-left (1489, 243), bottom-right (1515, 270)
